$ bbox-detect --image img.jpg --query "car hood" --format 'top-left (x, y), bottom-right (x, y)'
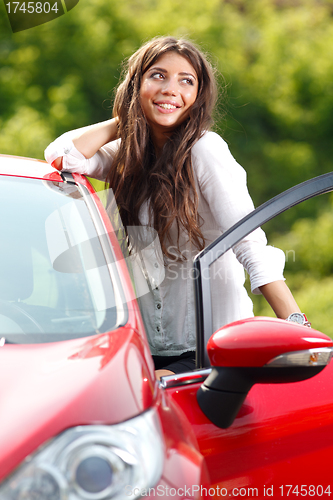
top-left (0, 327), bottom-right (155, 480)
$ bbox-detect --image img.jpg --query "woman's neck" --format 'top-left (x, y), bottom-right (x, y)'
top-left (151, 130), bottom-right (170, 155)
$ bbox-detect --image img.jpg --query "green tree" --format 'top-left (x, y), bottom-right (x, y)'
top-left (0, 0), bottom-right (142, 157)
top-left (252, 196), bottom-right (333, 336)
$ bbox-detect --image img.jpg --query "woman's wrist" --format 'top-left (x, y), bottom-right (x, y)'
top-left (285, 312), bottom-right (311, 327)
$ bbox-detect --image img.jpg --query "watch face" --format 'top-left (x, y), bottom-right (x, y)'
top-left (288, 313), bottom-right (305, 324)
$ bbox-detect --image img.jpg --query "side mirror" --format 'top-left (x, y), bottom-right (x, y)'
top-left (197, 317), bottom-right (333, 428)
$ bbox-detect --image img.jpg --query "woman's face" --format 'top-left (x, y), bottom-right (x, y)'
top-left (140, 51), bottom-right (198, 146)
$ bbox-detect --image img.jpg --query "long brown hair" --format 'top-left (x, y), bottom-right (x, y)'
top-left (107, 36), bottom-right (218, 258)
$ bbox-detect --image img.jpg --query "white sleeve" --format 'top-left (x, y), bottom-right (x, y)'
top-left (192, 131), bottom-right (285, 294)
top-left (44, 130), bottom-right (120, 181)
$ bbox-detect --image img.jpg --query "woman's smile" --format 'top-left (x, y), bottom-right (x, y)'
top-left (154, 100), bottom-right (181, 112)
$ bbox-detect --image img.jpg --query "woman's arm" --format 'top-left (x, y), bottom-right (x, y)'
top-left (192, 132), bottom-right (307, 323)
top-left (46, 118), bottom-right (119, 178)
top-left (72, 118), bottom-right (119, 159)
top-left (259, 280), bottom-right (301, 319)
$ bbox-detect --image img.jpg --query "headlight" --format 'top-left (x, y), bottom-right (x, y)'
top-left (0, 409), bottom-right (164, 500)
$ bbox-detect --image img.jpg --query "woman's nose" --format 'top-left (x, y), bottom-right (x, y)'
top-left (161, 78), bottom-right (178, 96)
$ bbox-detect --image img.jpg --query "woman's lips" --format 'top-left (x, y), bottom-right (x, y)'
top-left (154, 102), bottom-right (181, 113)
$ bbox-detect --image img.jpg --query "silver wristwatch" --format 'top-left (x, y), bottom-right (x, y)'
top-left (286, 312), bottom-right (311, 327)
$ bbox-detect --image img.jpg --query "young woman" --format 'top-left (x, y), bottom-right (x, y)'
top-left (45, 36), bottom-right (308, 379)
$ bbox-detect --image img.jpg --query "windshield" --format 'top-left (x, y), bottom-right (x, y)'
top-left (0, 176), bottom-right (120, 344)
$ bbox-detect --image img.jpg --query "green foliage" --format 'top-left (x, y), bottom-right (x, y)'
top-left (252, 200), bottom-right (333, 337)
top-left (2, 0), bottom-right (333, 187)
top-left (0, 0), bottom-right (142, 157)
top-left (273, 203), bottom-right (333, 278)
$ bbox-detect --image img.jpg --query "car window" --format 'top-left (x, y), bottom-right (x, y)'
top-left (0, 176), bottom-right (120, 344)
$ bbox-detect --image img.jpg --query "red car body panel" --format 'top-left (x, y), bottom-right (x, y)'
top-left (166, 362), bottom-right (333, 495)
top-left (1, 155), bottom-right (333, 499)
top-left (0, 328), bottom-right (155, 481)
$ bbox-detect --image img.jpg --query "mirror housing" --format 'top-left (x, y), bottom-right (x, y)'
top-left (197, 317), bottom-right (333, 428)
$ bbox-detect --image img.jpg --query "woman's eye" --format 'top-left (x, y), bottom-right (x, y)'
top-left (182, 78), bottom-right (194, 86)
top-left (151, 72), bottom-right (164, 80)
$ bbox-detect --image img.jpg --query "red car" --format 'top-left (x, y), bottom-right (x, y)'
top-left (0, 154), bottom-right (333, 500)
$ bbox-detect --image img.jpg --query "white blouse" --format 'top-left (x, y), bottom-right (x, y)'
top-left (45, 131), bottom-right (285, 356)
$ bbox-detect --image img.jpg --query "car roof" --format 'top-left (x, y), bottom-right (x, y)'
top-left (0, 155), bottom-right (63, 182)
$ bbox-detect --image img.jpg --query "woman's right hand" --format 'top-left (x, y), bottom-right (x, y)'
top-left (52, 157), bottom-right (63, 171)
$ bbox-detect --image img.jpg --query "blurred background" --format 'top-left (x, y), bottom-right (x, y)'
top-left (1, 0), bottom-right (333, 334)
